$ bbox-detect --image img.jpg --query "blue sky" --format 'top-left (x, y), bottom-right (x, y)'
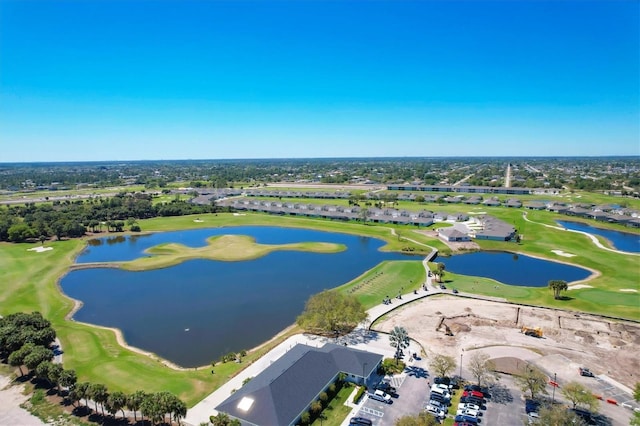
top-left (0, 0), bottom-right (638, 162)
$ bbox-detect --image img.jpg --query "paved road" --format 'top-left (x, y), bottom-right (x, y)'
top-left (0, 376), bottom-right (48, 426)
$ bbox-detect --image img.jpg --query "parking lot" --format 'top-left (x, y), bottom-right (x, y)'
top-left (351, 358), bottom-right (432, 425)
top-left (348, 365), bottom-right (636, 426)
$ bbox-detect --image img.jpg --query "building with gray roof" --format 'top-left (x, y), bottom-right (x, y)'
top-left (216, 343), bottom-right (383, 426)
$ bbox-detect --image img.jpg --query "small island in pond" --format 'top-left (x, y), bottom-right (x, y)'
top-left (93, 234), bottom-right (347, 271)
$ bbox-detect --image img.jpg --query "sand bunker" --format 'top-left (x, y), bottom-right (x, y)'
top-left (193, 219), bottom-right (204, 223)
top-left (467, 211), bottom-right (487, 215)
top-left (27, 246), bottom-right (53, 253)
top-left (233, 213), bottom-right (246, 216)
top-left (568, 284), bottom-right (593, 290)
top-left (551, 249), bottom-right (576, 257)
top-left (620, 289), bottom-right (638, 293)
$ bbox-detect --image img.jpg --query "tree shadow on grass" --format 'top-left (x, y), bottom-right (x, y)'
top-left (557, 296), bottom-right (575, 301)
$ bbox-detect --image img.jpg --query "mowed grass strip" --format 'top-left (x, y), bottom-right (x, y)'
top-left (338, 260), bottom-right (426, 309)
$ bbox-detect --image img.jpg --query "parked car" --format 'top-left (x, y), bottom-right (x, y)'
top-left (449, 376), bottom-right (462, 389)
top-left (375, 382), bottom-right (397, 394)
top-left (429, 399), bottom-right (446, 408)
top-left (425, 405), bottom-right (447, 419)
top-left (368, 389), bottom-right (393, 404)
top-left (452, 288), bottom-right (459, 294)
top-left (454, 423), bottom-right (477, 426)
top-left (464, 385), bottom-right (490, 397)
top-left (431, 389), bottom-right (452, 401)
top-left (430, 392), bottom-right (451, 405)
top-left (440, 284), bottom-right (447, 289)
top-left (434, 376), bottom-right (450, 385)
top-left (463, 390), bottom-right (484, 399)
top-left (460, 396), bottom-right (484, 407)
top-left (432, 383), bottom-right (453, 392)
top-left (456, 407), bottom-right (480, 418)
top-left (459, 402), bottom-right (481, 412)
top-left (454, 414), bottom-right (479, 424)
top-left (570, 408), bottom-right (596, 425)
top-left (579, 367), bottom-right (595, 377)
top-left (527, 411), bottom-right (540, 425)
top-left (350, 417), bottom-right (373, 426)
top-left (525, 399), bottom-right (540, 414)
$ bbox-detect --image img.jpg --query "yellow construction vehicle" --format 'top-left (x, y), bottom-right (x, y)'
top-left (521, 326), bottom-right (543, 338)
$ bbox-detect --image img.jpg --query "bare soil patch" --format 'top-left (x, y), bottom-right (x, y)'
top-left (374, 296), bottom-right (640, 388)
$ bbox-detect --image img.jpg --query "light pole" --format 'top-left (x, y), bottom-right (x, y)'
top-left (459, 351), bottom-right (463, 378)
top-left (552, 372), bottom-right (557, 404)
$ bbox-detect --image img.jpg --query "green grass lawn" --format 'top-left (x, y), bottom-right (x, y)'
top-left (310, 384), bottom-right (355, 426)
top-left (338, 261), bottom-right (426, 309)
top-left (1, 202), bottom-right (639, 407)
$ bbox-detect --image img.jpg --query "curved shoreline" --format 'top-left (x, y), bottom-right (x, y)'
top-left (54, 218), bottom-right (621, 373)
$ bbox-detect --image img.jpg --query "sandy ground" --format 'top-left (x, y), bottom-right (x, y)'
top-left (375, 295), bottom-right (640, 390)
top-left (0, 376), bottom-right (47, 426)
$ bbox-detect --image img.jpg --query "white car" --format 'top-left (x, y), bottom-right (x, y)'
top-left (431, 383), bottom-right (452, 392)
top-left (456, 407), bottom-right (480, 418)
top-left (368, 389), bottom-right (392, 404)
top-left (429, 399), bottom-right (445, 409)
top-left (459, 402), bottom-right (481, 411)
top-left (425, 405), bottom-right (446, 419)
top-left (430, 386), bottom-right (451, 399)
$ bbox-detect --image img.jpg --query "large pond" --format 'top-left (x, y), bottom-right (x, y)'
top-left (61, 227), bottom-right (421, 367)
top-left (556, 220), bottom-right (640, 253)
top-left (439, 251), bottom-right (592, 287)
top-left (62, 227), bottom-right (595, 367)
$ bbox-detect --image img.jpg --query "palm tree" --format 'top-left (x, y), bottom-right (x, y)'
top-left (172, 398), bottom-right (187, 425)
top-left (107, 391), bottom-right (127, 419)
top-left (126, 390), bottom-right (146, 423)
top-left (389, 326), bottom-right (410, 365)
top-left (548, 279), bottom-right (568, 300)
top-left (74, 382), bottom-right (91, 410)
top-left (89, 383), bottom-right (108, 417)
top-left (58, 369), bottom-right (77, 396)
top-left (210, 412), bottom-right (241, 426)
top-left (47, 363), bottom-right (64, 394)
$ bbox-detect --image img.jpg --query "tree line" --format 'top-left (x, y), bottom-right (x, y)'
top-left (0, 192), bottom-right (218, 242)
top-left (1, 312), bottom-right (187, 426)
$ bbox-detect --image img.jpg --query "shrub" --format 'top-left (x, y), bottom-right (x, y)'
top-left (353, 386), bottom-right (366, 404)
top-left (380, 358), bottom-right (406, 375)
top-left (130, 225), bottom-right (141, 232)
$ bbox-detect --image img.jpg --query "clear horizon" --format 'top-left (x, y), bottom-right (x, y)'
top-left (1, 0), bottom-right (638, 162)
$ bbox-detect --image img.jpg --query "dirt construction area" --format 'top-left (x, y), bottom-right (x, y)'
top-left (375, 295), bottom-right (639, 421)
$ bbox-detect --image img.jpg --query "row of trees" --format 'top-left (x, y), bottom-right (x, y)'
top-left (68, 385), bottom-right (187, 426)
top-left (0, 192), bottom-right (216, 242)
top-left (1, 312), bottom-right (187, 426)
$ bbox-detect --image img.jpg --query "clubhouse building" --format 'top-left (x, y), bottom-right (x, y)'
top-left (215, 343), bottom-right (383, 426)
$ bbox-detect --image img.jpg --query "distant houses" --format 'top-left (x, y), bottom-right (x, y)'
top-left (438, 227), bottom-right (472, 242)
top-left (386, 184), bottom-right (560, 195)
top-left (217, 199), bottom-right (435, 227)
top-left (188, 186), bottom-right (640, 229)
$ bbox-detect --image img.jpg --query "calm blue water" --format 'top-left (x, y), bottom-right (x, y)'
top-left (64, 227), bottom-right (595, 367)
top-left (63, 227), bottom-right (420, 367)
top-left (440, 251), bottom-right (591, 287)
top-left (556, 220), bottom-right (640, 253)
